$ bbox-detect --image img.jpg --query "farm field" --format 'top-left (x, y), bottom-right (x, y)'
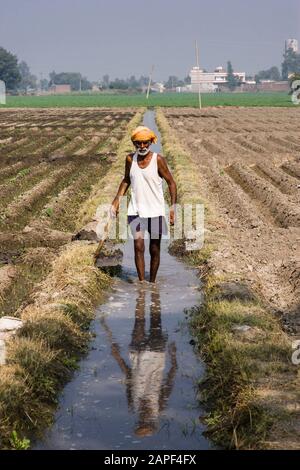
top-left (0, 107), bottom-right (136, 317)
top-left (1, 91), bottom-right (295, 108)
top-left (163, 107), bottom-right (300, 320)
top-left (0, 105), bottom-right (299, 449)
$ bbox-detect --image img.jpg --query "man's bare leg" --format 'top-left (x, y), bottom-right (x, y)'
top-left (149, 236), bottom-right (161, 283)
top-left (134, 237), bottom-right (145, 281)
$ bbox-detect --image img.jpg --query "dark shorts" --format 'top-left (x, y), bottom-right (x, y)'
top-left (128, 215), bottom-right (168, 239)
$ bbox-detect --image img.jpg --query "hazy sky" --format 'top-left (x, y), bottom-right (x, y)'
top-left (0, 0), bottom-right (299, 82)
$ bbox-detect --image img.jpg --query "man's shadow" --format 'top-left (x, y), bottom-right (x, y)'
top-left (100, 284), bottom-right (177, 437)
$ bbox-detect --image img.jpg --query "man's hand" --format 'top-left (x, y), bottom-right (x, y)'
top-left (169, 206), bottom-right (175, 226)
top-left (109, 203), bottom-right (119, 219)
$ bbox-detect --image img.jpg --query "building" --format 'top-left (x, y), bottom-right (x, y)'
top-left (92, 84), bottom-right (101, 92)
top-left (49, 84), bottom-right (71, 94)
top-left (150, 82), bottom-right (165, 93)
top-left (189, 66), bottom-right (246, 92)
top-left (285, 39), bottom-right (298, 53)
top-left (176, 85), bottom-right (192, 93)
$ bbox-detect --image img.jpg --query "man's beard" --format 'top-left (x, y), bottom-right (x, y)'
top-left (137, 147), bottom-right (151, 156)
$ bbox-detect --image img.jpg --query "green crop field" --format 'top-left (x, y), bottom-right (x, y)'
top-left (0, 91), bottom-right (296, 108)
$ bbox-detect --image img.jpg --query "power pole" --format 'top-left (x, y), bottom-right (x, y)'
top-left (195, 40), bottom-right (202, 109)
top-left (39, 72), bottom-right (43, 93)
top-left (146, 64), bottom-right (154, 99)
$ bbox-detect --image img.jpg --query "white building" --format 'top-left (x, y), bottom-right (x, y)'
top-left (176, 84), bottom-right (192, 93)
top-left (285, 39), bottom-right (298, 53)
top-left (92, 84), bottom-right (101, 92)
top-left (189, 66), bottom-right (246, 92)
top-left (150, 82), bottom-right (165, 93)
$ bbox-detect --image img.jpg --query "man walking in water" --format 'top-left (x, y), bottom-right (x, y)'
top-left (110, 125), bottom-right (177, 283)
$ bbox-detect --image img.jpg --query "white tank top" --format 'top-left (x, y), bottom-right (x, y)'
top-left (127, 152), bottom-right (166, 218)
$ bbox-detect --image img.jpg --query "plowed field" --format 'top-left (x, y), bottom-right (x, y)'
top-left (164, 107), bottom-right (300, 331)
top-left (0, 108), bottom-right (136, 316)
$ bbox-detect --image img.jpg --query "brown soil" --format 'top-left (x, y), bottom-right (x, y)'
top-left (0, 265), bottom-right (17, 299)
top-left (164, 107), bottom-right (300, 330)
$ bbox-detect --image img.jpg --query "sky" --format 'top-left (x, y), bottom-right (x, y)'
top-left (0, 0), bottom-right (299, 82)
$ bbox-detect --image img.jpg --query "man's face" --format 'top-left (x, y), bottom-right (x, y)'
top-left (133, 140), bottom-right (151, 156)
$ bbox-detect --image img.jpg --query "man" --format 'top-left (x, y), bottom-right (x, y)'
top-left (110, 125), bottom-right (177, 283)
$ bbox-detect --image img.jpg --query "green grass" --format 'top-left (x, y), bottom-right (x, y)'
top-left (0, 92), bottom-right (297, 108)
top-left (9, 430), bottom-right (30, 450)
top-left (8, 168), bottom-right (31, 182)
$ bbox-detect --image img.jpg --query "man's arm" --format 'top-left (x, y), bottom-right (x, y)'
top-left (111, 154), bottom-right (133, 215)
top-left (157, 154), bottom-right (177, 225)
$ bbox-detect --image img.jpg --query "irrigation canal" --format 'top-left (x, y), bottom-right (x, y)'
top-left (34, 110), bottom-right (211, 450)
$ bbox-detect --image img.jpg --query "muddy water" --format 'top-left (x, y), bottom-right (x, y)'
top-left (34, 111), bottom-right (210, 450)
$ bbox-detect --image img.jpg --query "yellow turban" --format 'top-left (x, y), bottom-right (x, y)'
top-left (131, 126), bottom-right (157, 144)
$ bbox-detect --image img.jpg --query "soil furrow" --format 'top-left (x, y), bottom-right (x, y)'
top-left (1, 164), bottom-right (76, 229)
top-left (0, 163), bottom-right (52, 209)
top-left (281, 161), bottom-right (300, 180)
top-left (252, 162), bottom-right (300, 197)
top-left (226, 163), bottom-right (300, 228)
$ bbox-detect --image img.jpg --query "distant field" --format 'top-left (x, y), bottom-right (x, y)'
top-left (0, 91), bottom-right (296, 108)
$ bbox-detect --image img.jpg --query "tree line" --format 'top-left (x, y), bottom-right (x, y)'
top-left (1, 44), bottom-right (300, 93)
top-left (0, 44), bottom-right (190, 93)
top-left (0, 46), bottom-right (94, 93)
top-left (228, 47), bottom-right (300, 90)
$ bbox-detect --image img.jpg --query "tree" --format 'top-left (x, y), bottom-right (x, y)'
top-left (164, 76), bottom-right (180, 89)
top-left (102, 74), bottom-right (110, 89)
top-left (109, 78), bottom-right (128, 90)
top-left (255, 66), bottom-right (281, 83)
top-left (138, 75), bottom-right (149, 87)
top-left (18, 61), bottom-right (37, 93)
top-left (0, 46), bottom-right (21, 90)
top-left (80, 76), bottom-right (92, 91)
top-left (49, 71), bottom-right (91, 91)
top-left (40, 78), bottom-right (49, 91)
top-left (268, 66), bottom-right (281, 81)
top-left (128, 75), bottom-right (139, 89)
top-left (49, 70), bottom-right (56, 84)
top-left (227, 61), bottom-right (240, 91)
top-left (282, 48), bottom-right (300, 80)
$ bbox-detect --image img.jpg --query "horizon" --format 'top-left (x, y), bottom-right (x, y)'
top-left (0, 0), bottom-right (299, 82)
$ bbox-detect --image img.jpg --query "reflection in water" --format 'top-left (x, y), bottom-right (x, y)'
top-left (101, 283), bottom-right (177, 438)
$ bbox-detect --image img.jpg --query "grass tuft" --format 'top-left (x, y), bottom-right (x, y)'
top-left (7, 337), bottom-right (68, 402)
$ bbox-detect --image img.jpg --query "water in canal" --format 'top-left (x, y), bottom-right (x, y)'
top-left (34, 110), bottom-right (211, 450)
